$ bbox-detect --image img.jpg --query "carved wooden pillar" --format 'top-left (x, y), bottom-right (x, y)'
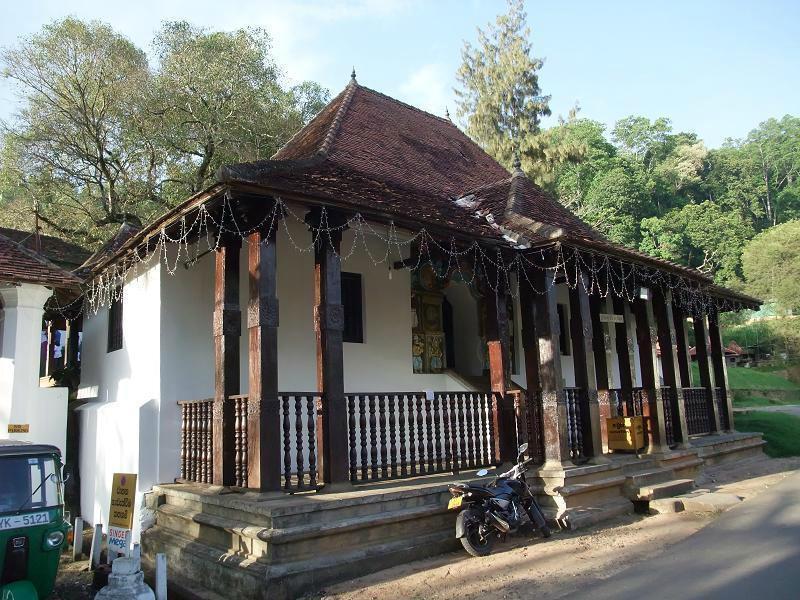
top-left (307, 208), bottom-right (349, 486)
top-left (485, 274), bottom-right (517, 464)
top-left (213, 239), bottom-right (241, 487)
top-left (633, 294), bottom-right (670, 453)
top-left (653, 289), bottom-right (688, 447)
top-left (569, 282), bottom-right (603, 460)
top-left (246, 223), bottom-right (281, 491)
top-left (589, 294), bottom-right (612, 454)
top-left (693, 313), bottom-right (721, 433)
top-left (708, 308), bottom-right (734, 432)
top-left (532, 270), bottom-right (573, 469)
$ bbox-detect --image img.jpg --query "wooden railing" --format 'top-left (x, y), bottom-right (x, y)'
top-left (229, 395), bottom-right (249, 488)
top-left (660, 387), bottom-right (678, 447)
top-left (683, 387), bottom-right (711, 436)
top-left (178, 399), bottom-right (213, 484)
top-left (516, 390), bottom-right (545, 465)
top-left (564, 388), bottom-right (586, 461)
top-left (345, 391), bottom-right (496, 483)
top-left (280, 392), bottom-right (320, 492)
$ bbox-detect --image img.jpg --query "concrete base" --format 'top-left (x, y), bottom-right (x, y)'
top-left (141, 432), bottom-right (766, 599)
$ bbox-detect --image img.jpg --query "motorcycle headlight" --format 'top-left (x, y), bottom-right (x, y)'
top-left (44, 530), bottom-right (65, 549)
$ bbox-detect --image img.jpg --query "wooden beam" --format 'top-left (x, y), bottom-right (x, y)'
top-left (653, 289), bottom-right (688, 446)
top-left (520, 281), bottom-right (542, 461)
top-left (246, 224), bottom-right (281, 491)
top-left (612, 295), bottom-right (635, 395)
top-left (673, 302), bottom-right (693, 388)
top-left (212, 239), bottom-right (241, 487)
top-left (307, 207), bottom-right (350, 486)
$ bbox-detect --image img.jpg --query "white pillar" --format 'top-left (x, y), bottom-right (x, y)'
top-left (0, 283), bottom-right (53, 432)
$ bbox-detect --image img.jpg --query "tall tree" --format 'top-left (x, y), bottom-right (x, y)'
top-left (455, 0), bottom-right (554, 169)
top-left (742, 220), bottom-right (800, 313)
top-left (1, 18), bottom-right (152, 244)
top-left (0, 18), bottom-right (329, 248)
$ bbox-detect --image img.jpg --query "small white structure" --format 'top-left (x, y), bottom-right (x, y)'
top-left (0, 232), bottom-right (83, 456)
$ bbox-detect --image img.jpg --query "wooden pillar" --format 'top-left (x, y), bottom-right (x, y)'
top-left (569, 283), bottom-right (603, 460)
top-left (653, 289), bottom-right (688, 447)
top-left (520, 282), bottom-right (542, 461)
top-left (532, 270), bottom-right (573, 469)
top-left (708, 308), bottom-right (734, 432)
top-left (213, 239), bottom-right (241, 487)
top-left (485, 275), bottom-right (518, 464)
top-left (65, 315), bottom-right (82, 368)
top-left (672, 303), bottom-right (693, 388)
top-left (633, 292), bottom-right (670, 453)
top-left (246, 224), bottom-right (281, 491)
top-left (589, 294), bottom-right (612, 453)
top-left (693, 314), bottom-right (722, 433)
top-left (307, 208), bottom-right (349, 486)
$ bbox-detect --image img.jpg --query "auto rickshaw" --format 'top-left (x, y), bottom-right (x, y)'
top-left (0, 440), bottom-right (71, 599)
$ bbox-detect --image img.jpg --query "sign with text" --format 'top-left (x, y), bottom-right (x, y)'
top-left (108, 473), bottom-right (137, 529)
top-left (107, 526), bottom-right (131, 557)
top-left (599, 313), bottom-right (624, 324)
top-left (7, 424), bottom-right (29, 433)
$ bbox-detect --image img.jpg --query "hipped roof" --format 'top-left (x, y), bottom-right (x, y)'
top-left (0, 232), bottom-right (82, 289)
top-left (88, 77), bottom-right (759, 308)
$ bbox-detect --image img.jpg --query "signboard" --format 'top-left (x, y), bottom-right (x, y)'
top-left (7, 424), bottom-right (29, 433)
top-left (107, 526), bottom-right (131, 556)
top-left (108, 473), bottom-right (137, 529)
top-left (599, 314), bottom-right (624, 324)
top-left (607, 416), bottom-right (645, 451)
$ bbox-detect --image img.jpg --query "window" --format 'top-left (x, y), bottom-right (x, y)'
top-left (107, 290), bottom-right (123, 353)
top-left (341, 272), bottom-right (363, 343)
top-left (557, 303), bottom-right (570, 356)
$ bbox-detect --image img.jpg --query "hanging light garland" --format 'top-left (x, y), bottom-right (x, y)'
top-left (55, 194), bottom-right (750, 320)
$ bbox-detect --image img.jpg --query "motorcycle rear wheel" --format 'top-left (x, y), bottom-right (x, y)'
top-left (460, 521), bottom-right (495, 557)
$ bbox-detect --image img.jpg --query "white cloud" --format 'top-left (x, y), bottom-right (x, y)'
top-left (398, 63), bottom-right (452, 117)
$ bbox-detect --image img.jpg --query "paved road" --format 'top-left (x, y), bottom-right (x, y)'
top-left (571, 470), bottom-right (800, 600)
top-left (734, 404), bottom-right (800, 417)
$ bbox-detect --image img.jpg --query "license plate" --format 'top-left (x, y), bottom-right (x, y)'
top-left (447, 496), bottom-right (463, 510)
top-left (0, 511), bottom-right (51, 530)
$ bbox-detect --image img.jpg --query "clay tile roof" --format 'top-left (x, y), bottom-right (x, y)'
top-left (0, 227), bottom-right (90, 271)
top-left (77, 222), bottom-right (143, 277)
top-left (0, 233), bottom-right (82, 289)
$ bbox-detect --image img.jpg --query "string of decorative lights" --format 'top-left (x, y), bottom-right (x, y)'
top-left (61, 194), bottom-right (749, 319)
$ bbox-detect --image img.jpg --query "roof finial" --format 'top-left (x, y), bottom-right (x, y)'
top-left (445, 106), bottom-right (451, 120)
top-left (513, 151), bottom-right (522, 173)
top-left (351, 67), bottom-right (357, 83)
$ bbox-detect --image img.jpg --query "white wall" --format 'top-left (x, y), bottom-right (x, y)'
top-left (77, 260), bottom-right (161, 541)
top-left (0, 283), bottom-right (68, 456)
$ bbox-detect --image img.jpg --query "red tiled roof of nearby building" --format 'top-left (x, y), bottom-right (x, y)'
top-left (0, 227), bottom-right (90, 270)
top-left (0, 232), bottom-right (82, 289)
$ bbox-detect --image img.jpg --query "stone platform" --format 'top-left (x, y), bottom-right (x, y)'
top-left (141, 432), bottom-right (764, 599)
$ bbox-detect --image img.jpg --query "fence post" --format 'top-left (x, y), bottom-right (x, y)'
top-left (72, 517), bottom-right (83, 561)
top-left (156, 553), bottom-right (168, 600)
top-left (90, 523), bottom-right (103, 570)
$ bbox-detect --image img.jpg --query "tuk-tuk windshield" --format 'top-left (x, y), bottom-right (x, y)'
top-left (0, 455), bottom-right (61, 513)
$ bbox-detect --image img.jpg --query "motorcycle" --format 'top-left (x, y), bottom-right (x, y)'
top-left (447, 443), bottom-right (551, 557)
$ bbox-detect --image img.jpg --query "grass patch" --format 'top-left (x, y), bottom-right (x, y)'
top-left (733, 395), bottom-right (795, 408)
top-left (691, 363), bottom-right (800, 391)
top-left (735, 411), bottom-right (800, 457)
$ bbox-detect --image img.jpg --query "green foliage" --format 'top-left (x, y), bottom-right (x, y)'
top-left (734, 411), bottom-right (800, 458)
top-left (694, 362), bottom-right (800, 391)
top-left (732, 395), bottom-right (794, 408)
top-left (742, 221), bottom-right (800, 313)
top-left (0, 18), bottom-right (329, 248)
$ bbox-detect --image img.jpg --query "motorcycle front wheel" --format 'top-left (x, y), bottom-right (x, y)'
top-left (459, 511), bottom-right (495, 557)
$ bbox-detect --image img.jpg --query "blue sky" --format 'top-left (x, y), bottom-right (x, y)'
top-left (1, 0), bottom-right (798, 147)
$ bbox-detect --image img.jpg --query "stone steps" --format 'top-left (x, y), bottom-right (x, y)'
top-left (633, 478), bottom-right (695, 502)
